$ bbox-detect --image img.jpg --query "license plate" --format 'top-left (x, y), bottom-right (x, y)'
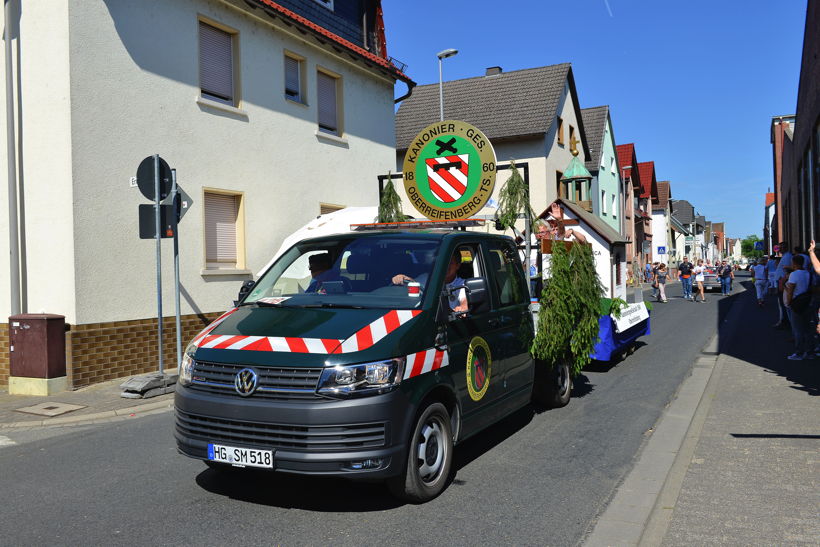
top-left (208, 443), bottom-right (274, 468)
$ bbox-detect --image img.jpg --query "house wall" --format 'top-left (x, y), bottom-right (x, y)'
top-left (63, 0), bottom-right (396, 325)
top-left (594, 118), bottom-right (620, 232)
top-left (651, 210), bottom-right (668, 260)
top-left (0, 0), bottom-right (77, 322)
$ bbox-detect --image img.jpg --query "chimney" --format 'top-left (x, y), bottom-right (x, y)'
top-left (485, 66), bottom-right (502, 76)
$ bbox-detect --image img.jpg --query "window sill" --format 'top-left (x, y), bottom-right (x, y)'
top-left (286, 97), bottom-right (309, 108)
top-left (315, 130), bottom-right (348, 146)
top-left (196, 96), bottom-right (248, 118)
top-left (201, 268), bottom-right (253, 277)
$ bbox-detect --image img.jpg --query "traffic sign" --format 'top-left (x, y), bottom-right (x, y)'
top-left (754, 241), bottom-right (764, 250)
top-left (136, 156), bottom-right (172, 201)
top-left (163, 185), bottom-right (193, 222)
top-left (657, 246), bottom-right (666, 255)
top-left (138, 204), bottom-right (176, 239)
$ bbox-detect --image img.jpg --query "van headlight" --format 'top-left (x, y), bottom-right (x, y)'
top-left (317, 358), bottom-right (405, 398)
top-left (178, 344), bottom-right (197, 386)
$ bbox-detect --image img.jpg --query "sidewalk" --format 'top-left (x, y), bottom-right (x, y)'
top-left (0, 373), bottom-right (175, 429)
top-left (586, 279), bottom-right (819, 545)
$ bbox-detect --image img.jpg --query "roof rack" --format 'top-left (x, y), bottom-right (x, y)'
top-left (350, 218), bottom-right (485, 231)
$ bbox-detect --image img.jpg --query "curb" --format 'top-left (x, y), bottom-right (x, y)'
top-left (0, 397), bottom-right (174, 429)
top-left (583, 290), bottom-right (746, 546)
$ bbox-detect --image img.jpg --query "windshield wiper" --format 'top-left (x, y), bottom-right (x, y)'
top-left (302, 303), bottom-right (364, 309)
top-left (240, 300), bottom-right (285, 307)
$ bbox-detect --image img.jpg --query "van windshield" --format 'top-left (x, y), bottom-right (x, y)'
top-left (243, 235), bottom-right (441, 309)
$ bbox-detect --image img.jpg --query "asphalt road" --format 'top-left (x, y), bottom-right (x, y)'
top-left (0, 279), bottom-right (739, 546)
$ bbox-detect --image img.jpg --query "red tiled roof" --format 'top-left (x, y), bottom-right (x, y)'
top-left (616, 143), bottom-right (641, 192)
top-left (655, 180), bottom-right (670, 210)
top-left (637, 161), bottom-right (656, 199)
top-left (765, 192), bottom-right (775, 207)
top-left (251, 0), bottom-right (411, 82)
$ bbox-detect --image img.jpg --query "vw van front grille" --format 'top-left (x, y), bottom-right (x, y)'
top-left (176, 410), bottom-right (387, 451)
top-left (190, 361), bottom-right (324, 400)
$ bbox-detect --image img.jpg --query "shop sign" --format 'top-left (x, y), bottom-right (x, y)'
top-left (402, 120), bottom-right (496, 220)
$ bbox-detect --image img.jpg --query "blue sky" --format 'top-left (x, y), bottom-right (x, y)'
top-left (384, 0), bottom-right (808, 239)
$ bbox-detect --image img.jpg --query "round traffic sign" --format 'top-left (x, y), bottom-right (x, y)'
top-left (136, 156), bottom-right (172, 201)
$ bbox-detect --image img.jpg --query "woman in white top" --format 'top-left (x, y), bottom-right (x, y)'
top-left (752, 257), bottom-right (768, 306)
top-left (693, 259), bottom-right (707, 303)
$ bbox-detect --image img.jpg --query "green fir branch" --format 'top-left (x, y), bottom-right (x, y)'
top-left (495, 161), bottom-right (537, 231)
top-left (531, 241), bottom-right (604, 376)
top-left (378, 174), bottom-right (405, 223)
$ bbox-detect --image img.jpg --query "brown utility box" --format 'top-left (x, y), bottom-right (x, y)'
top-left (9, 314), bottom-right (66, 379)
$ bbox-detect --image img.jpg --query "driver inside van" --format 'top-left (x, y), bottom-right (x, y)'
top-left (305, 253), bottom-right (342, 293)
top-left (393, 252), bottom-right (467, 312)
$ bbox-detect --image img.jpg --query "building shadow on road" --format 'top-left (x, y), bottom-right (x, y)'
top-left (717, 272), bottom-right (819, 397)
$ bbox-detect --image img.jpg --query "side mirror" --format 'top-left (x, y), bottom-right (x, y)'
top-left (234, 279), bottom-right (256, 306)
top-left (464, 277), bottom-right (490, 314)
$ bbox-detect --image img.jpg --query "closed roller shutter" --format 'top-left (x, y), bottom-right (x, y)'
top-left (205, 192), bottom-right (238, 266)
top-left (199, 22), bottom-right (234, 103)
top-left (285, 56), bottom-right (301, 101)
top-left (317, 72), bottom-right (337, 133)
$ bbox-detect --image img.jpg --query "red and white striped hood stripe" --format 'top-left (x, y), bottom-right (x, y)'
top-left (191, 309), bottom-right (422, 354)
top-left (403, 347), bottom-right (449, 380)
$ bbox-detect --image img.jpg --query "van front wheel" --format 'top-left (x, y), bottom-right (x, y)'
top-left (387, 402), bottom-right (453, 503)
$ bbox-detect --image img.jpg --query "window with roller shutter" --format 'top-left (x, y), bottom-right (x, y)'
top-left (284, 54), bottom-right (304, 104)
top-left (317, 70), bottom-right (341, 135)
top-left (204, 191), bottom-right (243, 269)
top-left (199, 21), bottom-right (235, 105)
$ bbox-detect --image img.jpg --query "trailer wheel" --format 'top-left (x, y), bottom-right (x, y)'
top-left (532, 359), bottom-right (572, 408)
top-left (387, 402), bottom-right (453, 503)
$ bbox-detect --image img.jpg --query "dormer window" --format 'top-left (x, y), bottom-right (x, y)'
top-left (313, 0), bottom-right (334, 10)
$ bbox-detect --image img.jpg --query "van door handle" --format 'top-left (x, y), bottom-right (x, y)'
top-left (488, 318), bottom-right (500, 328)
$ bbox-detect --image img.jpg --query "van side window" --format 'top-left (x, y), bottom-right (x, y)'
top-left (486, 242), bottom-right (526, 306)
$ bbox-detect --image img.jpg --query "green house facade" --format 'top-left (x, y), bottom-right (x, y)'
top-left (581, 106), bottom-right (623, 234)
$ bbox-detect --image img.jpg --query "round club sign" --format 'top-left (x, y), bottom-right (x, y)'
top-left (402, 120), bottom-right (496, 220)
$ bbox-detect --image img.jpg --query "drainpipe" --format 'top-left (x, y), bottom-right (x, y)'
top-left (4, 0), bottom-right (20, 315)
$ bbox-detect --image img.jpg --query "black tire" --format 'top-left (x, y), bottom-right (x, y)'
top-left (387, 402), bottom-right (453, 503)
top-left (531, 359), bottom-right (572, 408)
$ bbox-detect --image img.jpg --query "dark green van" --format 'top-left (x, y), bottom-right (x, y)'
top-left (175, 230), bottom-right (569, 501)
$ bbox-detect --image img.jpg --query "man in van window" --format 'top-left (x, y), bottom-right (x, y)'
top-left (445, 252), bottom-right (468, 312)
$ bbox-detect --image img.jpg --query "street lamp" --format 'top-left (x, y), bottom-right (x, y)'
top-left (437, 48), bottom-right (458, 121)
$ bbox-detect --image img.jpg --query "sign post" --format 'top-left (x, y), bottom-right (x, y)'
top-left (171, 169), bottom-right (182, 369)
top-left (153, 155), bottom-right (164, 375)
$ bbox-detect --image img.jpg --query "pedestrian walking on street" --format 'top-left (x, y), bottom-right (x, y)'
top-left (693, 259), bottom-right (707, 303)
top-left (679, 256), bottom-right (694, 300)
top-left (719, 260), bottom-right (733, 295)
top-left (656, 263), bottom-right (669, 302)
top-left (784, 254), bottom-right (813, 360)
top-left (752, 257), bottom-right (768, 306)
top-left (644, 262), bottom-right (652, 284)
top-left (650, 262), bottom-right (660, 299)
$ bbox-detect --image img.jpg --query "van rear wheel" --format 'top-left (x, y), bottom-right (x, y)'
top-left (387, 402), bottom-right (453, 503)
top-left (532, 359), bottom-right (572, 408)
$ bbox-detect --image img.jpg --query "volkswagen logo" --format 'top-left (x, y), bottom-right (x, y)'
top-left (234, 368), bottom-right (258, 396)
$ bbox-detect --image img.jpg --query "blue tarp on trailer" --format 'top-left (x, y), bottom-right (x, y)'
top-left (590, 313), bottom-right (651, 361)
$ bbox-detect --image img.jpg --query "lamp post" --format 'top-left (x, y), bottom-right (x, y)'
top-left (436, 48), bottom-right (458, 121)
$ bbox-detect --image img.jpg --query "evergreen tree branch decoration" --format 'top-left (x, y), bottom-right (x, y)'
top-left (495, 161), bottom-right (536, 231)
top-left (378, 174), bottom-right (405, 223)
top-left (531, 241), bottom-right (604, 376)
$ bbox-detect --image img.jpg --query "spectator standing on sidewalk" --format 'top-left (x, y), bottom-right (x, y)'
top-left (752, 257), bottom-right (768, 307)
top-left (679, 256), bottom-right (694, 301)
top-left (655, 263), bottom-right (669, 303)
top-left (784, 254), bottom-right (812, 360)
top-left (644, 262), bottom-right (652, 283)
top-left (774, 242), bottom-right (793, 328)
top-left (694, 259), bottom-right (707, 303)
top-left (767, 253), bottom-right (779, 294)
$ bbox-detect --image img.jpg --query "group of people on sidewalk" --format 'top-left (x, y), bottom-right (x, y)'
top-left (752, 240), bottom-right (820, 361)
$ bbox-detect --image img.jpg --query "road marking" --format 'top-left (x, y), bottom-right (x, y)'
top-left (0, 435), bottom-right (16, 447)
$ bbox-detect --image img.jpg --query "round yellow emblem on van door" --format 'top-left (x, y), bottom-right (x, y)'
top-left (466, 336), bottom-right (492, 401)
